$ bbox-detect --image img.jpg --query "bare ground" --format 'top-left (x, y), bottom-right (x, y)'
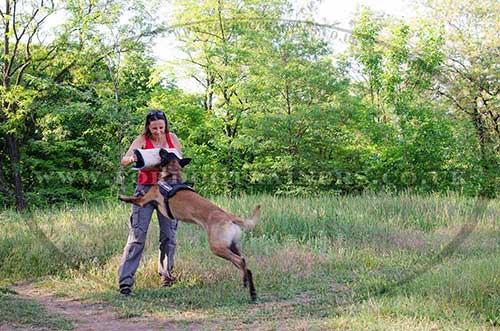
top-left (2, 283), bottom-right (203, 331)
top-left (1, 282), bottom-right (332, 331)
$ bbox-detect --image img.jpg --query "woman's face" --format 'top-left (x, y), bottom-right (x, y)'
top-left (148, 119), bottom-right (166, 139)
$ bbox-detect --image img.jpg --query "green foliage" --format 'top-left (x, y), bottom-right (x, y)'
top-left (408, 0), bottom-right (500, 198)
top-left (1, 0), bottom-right (499, 208)
top-left (14, 36), bottom-right (163, 204)
top-left (348, 7), bottom-right (491, 196)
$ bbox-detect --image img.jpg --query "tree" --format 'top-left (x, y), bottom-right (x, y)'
top-left (170, 0), bottom-right (290, 192)
top-left (1, 0), bottom-right (164, 207)
top-left (242, 15), bottom-right (363, 193)
top-left (349, 8), bottom-right (471, 193)
top-left (1, 0), bottom-right (57, 209)
top-left (169, 0), bottom-right (360, 194)
top-left (420, 0), bottom-right (500, 196)
top-left (24, 0), bottom-right (164, 204)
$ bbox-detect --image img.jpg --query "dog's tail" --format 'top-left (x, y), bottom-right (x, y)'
top-left (233, 205), bottom-right (261, 230)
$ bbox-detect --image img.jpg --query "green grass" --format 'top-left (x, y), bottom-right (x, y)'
top-left (0, 287), bottom-right (72, 330)
top-left (0, 192), bottom-right (499, 330)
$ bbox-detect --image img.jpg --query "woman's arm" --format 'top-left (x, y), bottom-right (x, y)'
top-left (121, 135), bottom-right (145, 166)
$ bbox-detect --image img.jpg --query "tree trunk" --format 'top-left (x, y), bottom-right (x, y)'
top-left (108, 60), bottom-right (125, 194)
top-left (4, 133), bottom-right (25, 210)
top-left (0, 153), bottom-right (11, 200)
top-left (470, 104), bottom-right (498, 197)
top-left (470, 103), bottom-right (489, 161)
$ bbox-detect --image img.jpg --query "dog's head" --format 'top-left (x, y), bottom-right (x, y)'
top-left (159, 148), bottom-right (191, 178)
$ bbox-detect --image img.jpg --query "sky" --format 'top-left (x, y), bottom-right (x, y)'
top-left (315, 0), bottom-right (414, 26)
top-left (153, 0), bottom-right (415, 92)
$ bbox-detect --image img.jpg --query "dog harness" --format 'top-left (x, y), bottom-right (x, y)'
top-left (157, 180), bottom-right (195, 219)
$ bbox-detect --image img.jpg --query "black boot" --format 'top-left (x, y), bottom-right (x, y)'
top-left (119, 284), bottom-right (132, 296)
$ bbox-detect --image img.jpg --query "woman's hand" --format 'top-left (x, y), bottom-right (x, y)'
top-left (121, 155), bottom-right (137, 166)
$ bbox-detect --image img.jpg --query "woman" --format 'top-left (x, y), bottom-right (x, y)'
top-left (118, 109), bottom-right (182, 295)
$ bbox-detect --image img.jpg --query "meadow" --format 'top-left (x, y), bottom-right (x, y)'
top-left (0, 193), bottom-right (499, 330)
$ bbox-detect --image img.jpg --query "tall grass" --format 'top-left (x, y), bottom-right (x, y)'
top-left (1, 193), bottom-right (498, 330)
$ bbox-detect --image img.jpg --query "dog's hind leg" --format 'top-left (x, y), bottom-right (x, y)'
top-left (246, 269), bottom-right (256, 301)
top-left (228, 241), bottom-right (251, 289)
top-left (229, 240), bottom-right (242, 256)
top-left (220, 232), bottom-right (247, 285)
top-left (209, 243), bottom-right (257, 302)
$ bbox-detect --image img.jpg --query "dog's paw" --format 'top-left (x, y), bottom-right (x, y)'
top-left (161, 274), bottom-right (177, 287)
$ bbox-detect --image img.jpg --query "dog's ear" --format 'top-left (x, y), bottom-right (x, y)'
top-left (159, 148), bottom-right (170, 167)
top-left (179, 158), bottom-right (191, 168)
top-left (159, 148), bottom-right (168, 159)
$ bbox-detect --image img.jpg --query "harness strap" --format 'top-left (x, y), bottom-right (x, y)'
top-left (157, 181), bottom-right (195, 219)
top-left (166, 198), bottom-right (175, 220)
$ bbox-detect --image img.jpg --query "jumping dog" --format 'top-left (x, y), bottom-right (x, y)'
top-left (119, 149), bottom-right (260, 301)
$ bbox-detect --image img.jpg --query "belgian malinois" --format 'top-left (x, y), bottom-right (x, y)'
top-left (119, 149), bottom-right (260, 301)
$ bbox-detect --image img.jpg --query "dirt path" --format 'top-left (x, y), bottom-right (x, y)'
top-left (5, 283), bottom-right (200, 331)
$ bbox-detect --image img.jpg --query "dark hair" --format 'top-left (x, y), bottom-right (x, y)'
top-left (143, 109), bottom-right (169, 138)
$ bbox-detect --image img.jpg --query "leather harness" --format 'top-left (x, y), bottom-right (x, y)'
top-left (157, 181), bottom-right (195, 219)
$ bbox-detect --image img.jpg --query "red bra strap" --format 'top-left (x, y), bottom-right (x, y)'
top-left (166, 132), bottom-right (175, 148)
top-left (144, 135), bottom-right (154, 149)
top-left (144, 133), bottom-right (174, 149)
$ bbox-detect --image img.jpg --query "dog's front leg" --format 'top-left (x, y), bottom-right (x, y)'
top-left (119, 186), bottom-right (159, 207)
top-left (118, 194), bottom-right (140, 204)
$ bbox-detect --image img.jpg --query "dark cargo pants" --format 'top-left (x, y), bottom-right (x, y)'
top-left (118, 184), bottom-right (178, 288)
